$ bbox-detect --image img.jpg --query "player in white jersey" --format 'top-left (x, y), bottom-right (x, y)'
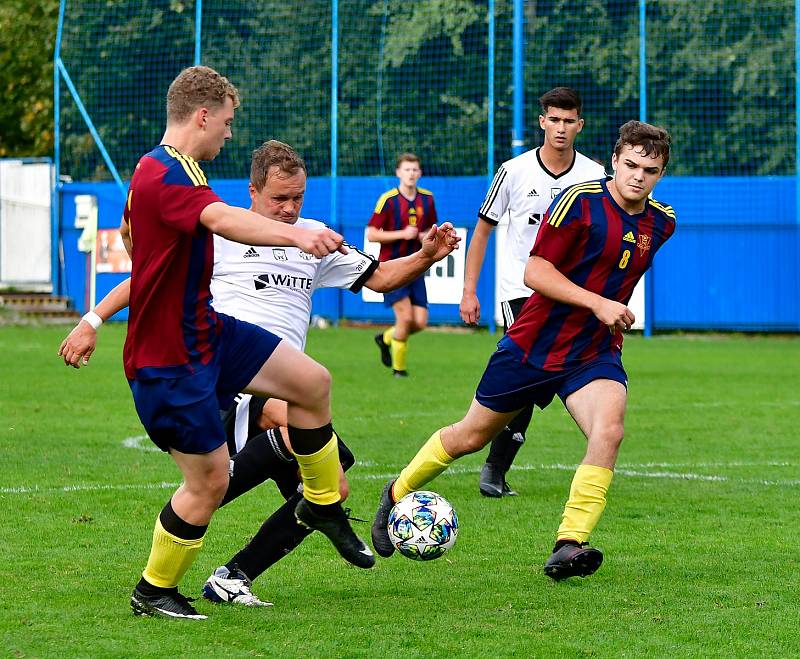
top-left (459, 87), bottom-right (606, 498)
top-left (213, 216), bottom-right (373, 354)
top-left (58, 139), bottom-right (459, 607)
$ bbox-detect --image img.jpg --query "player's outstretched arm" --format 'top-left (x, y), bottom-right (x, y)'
top-left (364, 223), bottom-right (460, 293)
top-left (58, 277), bottom-right (131, 368)
top-left (200, 203), bottom-right (347, 258)
top-left (459, 218), bottom-right (495, 325)
top-left (525, 256), bottom-right (634, 333)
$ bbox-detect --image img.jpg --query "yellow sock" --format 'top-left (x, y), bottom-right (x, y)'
top-left (382, 327), bottom-right (394, 346)
top-left (394, 430), bottom-right (454, 500)
top-left (391, 338), bottom-right (408, 371)
top-left (556, 464), bottom-right (614, 544)
top-left (142, 517), bottom-right (204, 589)
top-left (294, 434), bottom-right (341, 505)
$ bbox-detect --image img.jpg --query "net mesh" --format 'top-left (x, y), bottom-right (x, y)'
top-left (58, 0), bottom-right (795, 181)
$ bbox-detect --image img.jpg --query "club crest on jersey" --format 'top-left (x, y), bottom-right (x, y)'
top-left (272, 248), bottom-right (288, 261)
top-left (637, 234), bottom-right (651, 256)
top-left (550, 187), bottom-right (561, 199)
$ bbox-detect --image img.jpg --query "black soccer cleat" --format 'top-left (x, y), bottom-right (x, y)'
top-left (295, 498), bottom-right (375, 568)
top-left (543, 542), bottom-right (603, 581)
top-left (130, 587), bottom-right (207, 620)
top-left (479, 463), bottom-right (517, 497)
top-left (392, 369), bottom-right (408, 378)
top-left (478, 462), bottom-right (517, 499)
top-left (374, 332), bottom-right (392, 368)
top-left (501, 480), bottom-right (518, 496)
top-left (371, 479), bottom-right (397, 557)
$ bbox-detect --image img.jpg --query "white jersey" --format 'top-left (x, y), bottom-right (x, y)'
top-left (211, 216), bottom-right (378, 351)
top-left (479, 148), bottom-right (605, 302)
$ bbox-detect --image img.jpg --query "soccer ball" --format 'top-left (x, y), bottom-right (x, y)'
top-left (387, 490), bottom-right (459, 561)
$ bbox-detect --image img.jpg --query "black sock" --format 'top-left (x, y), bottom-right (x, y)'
top-left (304, 499), bottom-right (341, 517)
top-left (227, 492), bottom-right (312, 581)
top-left (136, 577), bottom-right (176, 597)
top-left (288, 423), bottom-right (334, 455)
top-left (221, 428), bottom-right (296, 506)
top-left (486, 405), bottom-right (533, 472)
top-left (159, 499), bottom-right (207, 540)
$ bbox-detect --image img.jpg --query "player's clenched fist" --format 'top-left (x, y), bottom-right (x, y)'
top-left (296, 227), bottom-right (348, 258)
top-left (592, 298), bottom-right (635, 333)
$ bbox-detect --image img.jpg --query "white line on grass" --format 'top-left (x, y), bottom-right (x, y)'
top-left (0, 482), bottom-right (179, 495)
top-left (5, 462), bottom-right (800, 496)
top-left (118, 432), bottom-right (800, 473)
top-left (122, 435), bottom-right (160, 452)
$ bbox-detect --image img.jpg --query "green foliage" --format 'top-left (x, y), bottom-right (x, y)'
top-left (0, 0), bottom-right (59, 158)
top-left (647, 0), bottom-right (795, 175)
top-left (5, 1), bottom-right (796, 177)
top-left (2, 325), bottom-right (800, 656)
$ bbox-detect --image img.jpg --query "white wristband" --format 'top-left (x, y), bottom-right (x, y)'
top-left (82, 310), bottom-right (104, 330)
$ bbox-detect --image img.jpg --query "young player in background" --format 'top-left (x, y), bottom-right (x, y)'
top-left (460, 87), bottom-right (606, 498)
top-left (367, 153), bottom-right (438, 377)
top-left (372, 121), bottom-right (675, 581)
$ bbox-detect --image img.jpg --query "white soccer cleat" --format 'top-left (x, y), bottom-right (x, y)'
top-left (202, 565), bottom-right (273, 607)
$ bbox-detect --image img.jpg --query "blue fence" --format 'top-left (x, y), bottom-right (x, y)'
top-left (54, 1), bottom-right (800, 333)
top-left (59, 177), bottom-right (800, 332)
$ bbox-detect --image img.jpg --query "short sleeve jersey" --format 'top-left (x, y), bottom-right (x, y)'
top-left (479, 148), bottom-right (606, 302)
top-left (368, 187), bottom-right (438, 262)
top-left (122, 145), bottom-right (223, 380)
top-left (503, 177), bottom-right (676, 371)
top-left (211, 217), bottom-right (378, 351)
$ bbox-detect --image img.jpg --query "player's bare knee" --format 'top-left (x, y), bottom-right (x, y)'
top-left (450, 427), bottom-right (488, 456)
top-left (300, 363), bottom-right (331, 407)
top-left (462, 435), bottom-right (488, 455)
top-left (207, 471), bottom-right (230, 505)
top-left (596, 423), bottom-right (624, 451)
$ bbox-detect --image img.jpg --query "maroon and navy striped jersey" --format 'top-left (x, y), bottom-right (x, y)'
top-left (368, 187), bottom-right (437, 261)
top-left (122, 145), bottom-right (224, 380)
top-left (503, 177), bottom-right (676, 371)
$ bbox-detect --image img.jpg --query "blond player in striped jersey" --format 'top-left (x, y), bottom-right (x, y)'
top-left (459, 87), bottom-right (606, 498)
top-left (60, 139), bottom-right (460, 608)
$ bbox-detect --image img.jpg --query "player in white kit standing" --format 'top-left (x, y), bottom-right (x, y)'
top-left (459, 87), bottom-right (606, 497)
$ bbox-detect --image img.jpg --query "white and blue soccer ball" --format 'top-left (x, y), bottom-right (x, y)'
top-left (387, 490), bottom-right (459, 561)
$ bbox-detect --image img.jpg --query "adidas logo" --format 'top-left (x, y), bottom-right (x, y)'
top-left (242, 247), bottom-right (260, 258)
top-left (623, 231), bottom-right (636, 243)
top-left (527, 188), bottom-right (539, 197)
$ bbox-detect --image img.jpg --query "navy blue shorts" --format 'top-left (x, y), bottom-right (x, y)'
top-left (383, 275), bottom-right (428, 308)
top-left (475, 343), bottom-right (627, 414)
top-left (129, 313), bottom-right (282, 454)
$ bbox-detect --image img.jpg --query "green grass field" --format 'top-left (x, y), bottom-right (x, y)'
top-left (2, 324), bottom-right (799, 657)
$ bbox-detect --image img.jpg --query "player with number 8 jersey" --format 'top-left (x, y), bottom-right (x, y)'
top-left (504, 176), bottom-right (675, 371)
top-left (372, 121), bottom-right (675, 582)
top-left (465, 87), bottom-right (606, 498)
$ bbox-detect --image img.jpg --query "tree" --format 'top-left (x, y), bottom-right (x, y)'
top-left (0, 0), bottom-right (59, 158)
